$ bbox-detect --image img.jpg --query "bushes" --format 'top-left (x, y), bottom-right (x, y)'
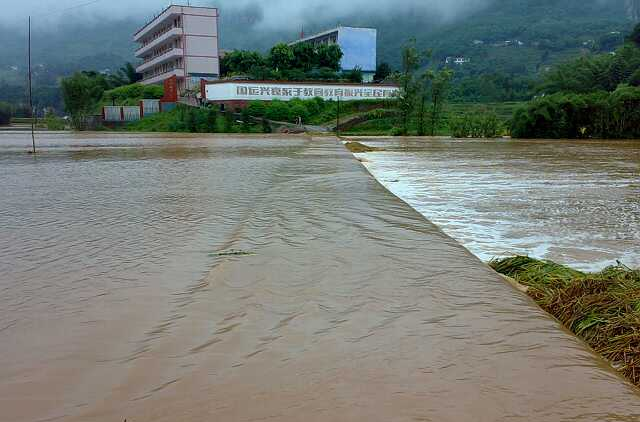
top-left (449, 110), bottom-right (502, 138)
top-left (102, 83), bottom-right (163, 106)
top-left (246, 98), bottom-right (390, 126)
top-left (264, 100), bottom-right (291, 122)
top-left (44, 111), bottom-right (66, 130)
top-left (511, 86), bottom-right (640, 139)
top-left (246, 101), bottom-right (266, 117)
top-left (0, 102), bottom-right (11, 125)
top-left (126, 105), bottom-right (258, 133)
top-left (288, 101), bottom-right (309, 123)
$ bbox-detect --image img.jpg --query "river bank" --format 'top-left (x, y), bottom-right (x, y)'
top-left (1, 132), bottom-right (639, 421)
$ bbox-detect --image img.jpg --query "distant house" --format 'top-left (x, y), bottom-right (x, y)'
top-left (445, 56), bottom-right (470, 65)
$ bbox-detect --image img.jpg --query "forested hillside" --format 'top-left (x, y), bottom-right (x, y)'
top-left (1, 0), bottom-right (638, 111)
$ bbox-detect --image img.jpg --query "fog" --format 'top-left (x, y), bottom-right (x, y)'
top-left (5, 0), bottom-right (493, 28)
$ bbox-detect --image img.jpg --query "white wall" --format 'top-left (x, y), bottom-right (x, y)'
top-left (186, 56), bottom-right (220, 75)
top-left (184, 15), bottom-right (218, 37)
top-left (206, 82), bottom-right (399, 102)
top-left (185, 35), bottom-right (218, 56)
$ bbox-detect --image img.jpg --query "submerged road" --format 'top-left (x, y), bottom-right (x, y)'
top-left (1, 134), bottom-right (639, 421)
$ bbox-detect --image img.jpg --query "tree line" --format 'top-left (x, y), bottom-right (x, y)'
top-left (221, 42), bottom-right (355, 81)
top-left (511, 23), bottom-right (640, 139)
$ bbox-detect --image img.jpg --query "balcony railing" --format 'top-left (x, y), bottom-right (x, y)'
top-left (136, 48), bottom-right (184, 73)
top-left (141, 68), bottom-right (186, 85)
top-left (135, 27), bottom-right (182, 57)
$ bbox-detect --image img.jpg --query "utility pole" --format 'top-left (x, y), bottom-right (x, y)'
top-left (28, 16), bottom-right (36, 154)
top-left (336, 96), bottom-right (340, 137)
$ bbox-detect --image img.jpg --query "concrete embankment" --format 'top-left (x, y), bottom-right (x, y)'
top-left (1, 134), bottom-right (639, 422)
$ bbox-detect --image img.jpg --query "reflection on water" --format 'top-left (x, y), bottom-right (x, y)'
top-left (1, 132), bottom-right (639, 422)
top-left (358, 137), bottom-right (640, 271)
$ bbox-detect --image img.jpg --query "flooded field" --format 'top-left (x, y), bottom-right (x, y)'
top-left (357, 137), bottom-right (640, 271)
top-left (1, 133), bottom-right (639, 422)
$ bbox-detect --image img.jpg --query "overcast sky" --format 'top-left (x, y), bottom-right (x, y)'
top-left (5, 0), bottom-right (492, 27)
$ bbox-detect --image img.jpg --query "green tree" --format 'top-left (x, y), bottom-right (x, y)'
top-left (426, 69), bottom-right (453, 136)
top-left (221, 50), bottom-right (265, 76)
top-left (292, 43), bottom-right (317, 71)
top-left (345, 66), bottom-right (364, 83)
top-left (316, 44), bottom-right (343, 71)
top-left (118, 62), bottom-right (142, 84)
top-left (395, 39), bottom-right (421, 135)
top-left (264, 99), bottom-right (290, 121)
top-left (247, 101), bottom-right (266, 117)
top-left (61, 72), bottom-right (107, 129)
top-left (268, 43), bottom-right (295, 71)
top-left (374, 62), bottom-right (392, 82)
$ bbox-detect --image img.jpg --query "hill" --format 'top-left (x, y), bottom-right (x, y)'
top-left (1, 0), bottom-right (639, 110)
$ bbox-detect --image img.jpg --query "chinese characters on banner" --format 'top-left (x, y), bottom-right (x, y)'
top-left (235, 85), bottom-right (399, 100)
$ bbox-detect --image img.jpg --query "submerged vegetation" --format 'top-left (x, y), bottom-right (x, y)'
top-left (344, 141), bottom-right (382, 153)
top-left (491, 256), bottom-right (640, 386)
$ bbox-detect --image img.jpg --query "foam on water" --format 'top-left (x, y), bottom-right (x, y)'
top-left (357, 137), bottom-right (640, 272)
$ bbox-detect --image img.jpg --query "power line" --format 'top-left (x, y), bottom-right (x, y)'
top-left (31, 0), bottom-right (103, 18)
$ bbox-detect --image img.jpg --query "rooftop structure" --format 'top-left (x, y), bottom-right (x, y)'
top-left (134, 5), bottom-right (220, 93)
top-left (289, 26), bottom-right (377, 82)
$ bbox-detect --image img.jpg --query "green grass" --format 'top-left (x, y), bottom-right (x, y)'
top-left (490, 256), bottom-right (640, 387)
top-left (340, 102), bottom-right (523, 136)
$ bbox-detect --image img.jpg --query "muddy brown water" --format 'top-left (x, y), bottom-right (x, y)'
top-left (356, 137), bottom-right (640, 272)
top-left (1, 132), bottom-right (639, 422)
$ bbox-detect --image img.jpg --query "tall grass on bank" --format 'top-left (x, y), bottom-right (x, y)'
top-left (490, 256), bottom-right (640, 386)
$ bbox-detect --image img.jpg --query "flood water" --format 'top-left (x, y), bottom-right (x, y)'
top-left (1, 132), bottom-right (639, 422)
top-left (357, 137), bottom-right (640, 271)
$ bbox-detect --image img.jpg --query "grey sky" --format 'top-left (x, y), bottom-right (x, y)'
top-left (5, 0), bottom-right (492, 27)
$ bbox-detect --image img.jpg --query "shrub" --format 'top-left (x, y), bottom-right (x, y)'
top-left (288, 102), bottom-right (309, 123)
top-left (511, 87), bottom-right (640, 139)
top-left (246, 101), bottom-right (266, 117)
top-left (103, 83), bottom-right (163, 105)
top-left (264, 100), bottom-right (290, 122)
top-left (261, 118), bottom-right (272, 133)
top-left (223, 111), bottom-right (235, 132)
top-left (241, 108), bottom-right (252, 132)
top-left (0, 102), bottom-right (11, 125)
top-left (206, 108), bottom-right (218, 132)
top-left (44, 111), bottom-right (66, 130)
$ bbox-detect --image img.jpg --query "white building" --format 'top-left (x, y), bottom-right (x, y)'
top-left (445, 56), bottom-right (471, 65)
top-left (134, 5), bottom-right (220, 93)
top-left (288, 26), bottom-right (377, 82)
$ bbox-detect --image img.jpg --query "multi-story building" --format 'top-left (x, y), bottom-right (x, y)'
top-left (289, 26), bottom-right (377, 82)
top-left (134, 5), bottom-right (220, 93)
